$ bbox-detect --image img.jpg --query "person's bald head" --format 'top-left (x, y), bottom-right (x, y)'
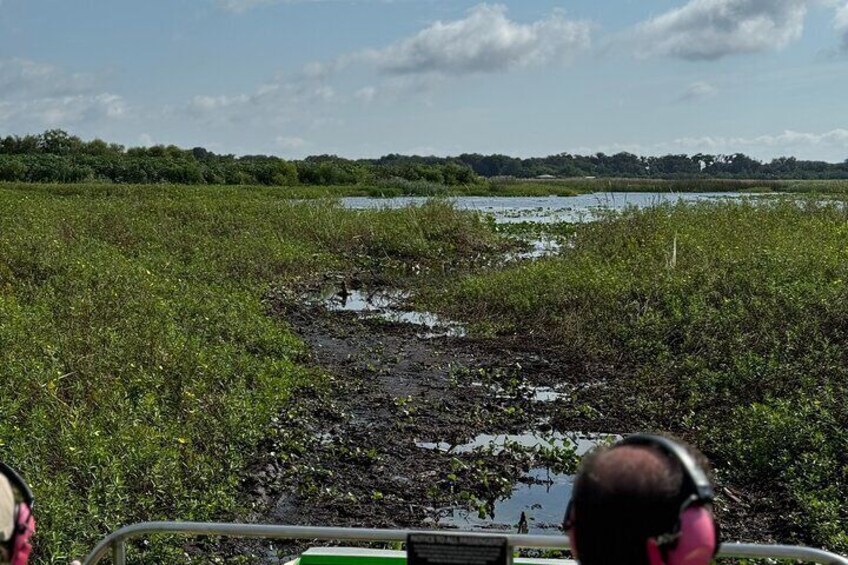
top-left (588, 446), bottom-right (679, 498)
top-left (569, 443), bottom-right (687, 565)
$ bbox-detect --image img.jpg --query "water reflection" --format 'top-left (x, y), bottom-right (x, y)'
top-left (323, 288), bottom-right (467, 338)
top-left (419, 432), bottom-right (620, 535)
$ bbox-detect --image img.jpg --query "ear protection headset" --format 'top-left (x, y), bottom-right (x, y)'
top-left (563, 434), bottom-right (718, 565)
top-left (0, 462), bottom-right (34, 565)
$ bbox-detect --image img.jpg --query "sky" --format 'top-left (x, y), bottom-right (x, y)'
top-left (1, 0), bottom-right (847, 161)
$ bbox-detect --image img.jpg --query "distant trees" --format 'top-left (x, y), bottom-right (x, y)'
top-left (455, 151), bottom-right (848, 180)
top-left (0, 131), bottom-right (309, 186)
top-left (0, 129), bottom-right (846, 185)
top-left (297, 156), bottom-right (368, 185)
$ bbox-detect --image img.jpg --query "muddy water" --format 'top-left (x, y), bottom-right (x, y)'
top-left (321, 288), bottom-right (467, 338)
top-left (419, 433), bottom-right (619, 534)
top-left (342, 192), bottom-right (743, 224)
top-left (441, 468), bottom-right (572, 534)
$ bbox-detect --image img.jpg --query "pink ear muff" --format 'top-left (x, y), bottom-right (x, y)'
top-left (664, 506), bottom-right (716, 565)
top-left (11, 503), bottom-right (34, 565)
top-left (646, 537), bottom-right (664, 565)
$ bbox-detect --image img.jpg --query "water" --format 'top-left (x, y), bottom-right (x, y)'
top-left (469, 380), bottom-right (566, 403)
top-left (440, 468), bottom-right (573, 534)
top-left (513, 239), bottom-right (563, 260)
top-left (323, 288), bottom-right (467, 338)
top-left (420, 432), bottom-right (620, 534)
top-left (530, 387), bottom-right (564, 402)
top-left (341, 192), bottom-right (742, 224)
top-left (417, 432), bottom-right (615, 456)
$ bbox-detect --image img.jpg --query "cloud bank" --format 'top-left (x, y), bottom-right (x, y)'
top-left (635, 0), bottom-right (809, 60)
top-left (0, 58), bottom-right (125, 128)
top-left (186, 4), bottom-right (590, 121)
top-left (363, 4), bottom-right (590, 76)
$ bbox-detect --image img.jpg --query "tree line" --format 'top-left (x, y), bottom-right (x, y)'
top-left (1, 130), bottom-right (846, 185)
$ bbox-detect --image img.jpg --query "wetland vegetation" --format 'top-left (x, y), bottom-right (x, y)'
top-left (422, 199), bottom-right (848, 553)
top-left (0, 183), bottom-right (503, 561)
top-left (0, 181), bottom-right (846, 561)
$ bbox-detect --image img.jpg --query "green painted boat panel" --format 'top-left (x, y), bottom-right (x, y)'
top-left (297, 548), bottom-right (407, 565)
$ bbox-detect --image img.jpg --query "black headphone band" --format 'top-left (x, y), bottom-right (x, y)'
top-left (0, 462), bottom-right (34, 508)
top-left (616, 434), bottom-right (714, 503)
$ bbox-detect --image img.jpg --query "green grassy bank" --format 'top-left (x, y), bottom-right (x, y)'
top-left (0, 183), bottom-right (500, 562)
top-left (426, 198), bottom-right (848, 552)
top-left (10, 177), bottom-right (848, 202)
top-left (235, 178), bottom-right (848, 199)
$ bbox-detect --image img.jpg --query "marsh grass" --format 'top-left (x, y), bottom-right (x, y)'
top-left (485, 178), bottom-right (786, 195)
top-left (46, 178), bottom-right (847, 201)
top-left (0, 183), bottom-right (500, 562)
top-left (428, 197), bottom-right (848, 552)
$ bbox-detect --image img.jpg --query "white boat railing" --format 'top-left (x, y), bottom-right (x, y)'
top-left (80, 522), bottom-right (848, 565)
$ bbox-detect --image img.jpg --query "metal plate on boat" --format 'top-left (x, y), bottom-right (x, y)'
top-left (407, 533), bottom-right (510, 565)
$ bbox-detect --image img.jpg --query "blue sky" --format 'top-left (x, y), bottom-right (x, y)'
top-left (1, 0), bottom-right (847, 161)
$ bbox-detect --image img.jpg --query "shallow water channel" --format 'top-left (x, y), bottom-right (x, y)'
top-left (322, 193), bottom-right (736, 534)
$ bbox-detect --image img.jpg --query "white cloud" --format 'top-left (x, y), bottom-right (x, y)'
top-left (13, 93), bottom-right (127, 126)
top-left (364, 4), bottom-right (591, 75)
top-left (355, 86), bottom-right (377, 103)
top-left (314, 85), bottom-right (335, 101)
top-left (186, 3), bottom-right (591, 128)
top-left (576, 128), bottom-right (848, 162)
top-left (676, 81), bottom-right (718, 102)
top-left (0, 58), bottom-right (96, 98)
top-left (96, 93), bottom-right (126, 119)
top-left (187, 94), bottom-right (250, 114)
top-left (836, 2), bottom-right (848, 49)
top-left (673, 129), bottom-right (848, 151)
top-left (184, 78), bottom-right (340, 128)
top-left (276, 135), bottom-right (307, 149)
top-left (218, 0), bottom-right (277, 13)
top-left (217, 0), bottom-right (383, 13)
top-left (0, 58), bottom-right (127, 129)
top-left (635, 0), bottom-right (809, 60)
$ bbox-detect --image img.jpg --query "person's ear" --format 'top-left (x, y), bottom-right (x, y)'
top-left (646, 538), bottom-right (665, 565)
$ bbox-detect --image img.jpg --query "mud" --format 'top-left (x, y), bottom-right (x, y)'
top-left (240, 280), bottom-right (783, 562)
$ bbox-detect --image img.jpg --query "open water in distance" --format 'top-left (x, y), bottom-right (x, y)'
top-left (341, 192), bottom-right (746, 223)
